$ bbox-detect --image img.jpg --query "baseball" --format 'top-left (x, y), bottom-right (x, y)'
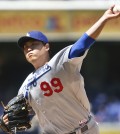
top-left (113, 5), bottom-right (120, 13)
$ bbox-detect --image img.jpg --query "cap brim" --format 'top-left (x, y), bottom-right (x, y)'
top-left (18, 36), bottom-right (35, 48)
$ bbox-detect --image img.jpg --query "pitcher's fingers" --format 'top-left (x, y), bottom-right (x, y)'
top-left (4, 118), bottom-right (9, 125)
top-left (3, 114), bottom-right (8, 120)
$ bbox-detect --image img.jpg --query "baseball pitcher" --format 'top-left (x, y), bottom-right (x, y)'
top-left (0, 5), bottom-right (120, 134)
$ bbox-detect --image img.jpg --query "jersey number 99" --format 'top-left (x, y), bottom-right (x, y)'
top-left (40, 78), bottom-right (63, 96)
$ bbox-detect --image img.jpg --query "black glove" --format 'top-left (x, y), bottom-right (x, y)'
top-left (0, 94), bottom-right (32, 134)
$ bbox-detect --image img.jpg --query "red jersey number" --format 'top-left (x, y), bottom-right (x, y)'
top-left (40, 78), bottom-right (63, 96)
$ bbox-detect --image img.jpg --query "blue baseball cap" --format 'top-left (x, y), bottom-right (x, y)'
top-left (18, 31), bottom-right (48, 48)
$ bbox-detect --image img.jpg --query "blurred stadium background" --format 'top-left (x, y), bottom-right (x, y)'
top-left (0, 0), bottom-right (120, 134)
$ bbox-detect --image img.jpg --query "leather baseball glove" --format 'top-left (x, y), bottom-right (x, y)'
top-left (0, 94), bottom-right (32, 134)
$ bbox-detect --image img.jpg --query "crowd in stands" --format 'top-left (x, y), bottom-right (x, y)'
top-left (92, 93), bottom-right (120, 123)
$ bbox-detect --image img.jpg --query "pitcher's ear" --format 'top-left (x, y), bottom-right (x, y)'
top-left (45, 43), bottom-right (50, 51)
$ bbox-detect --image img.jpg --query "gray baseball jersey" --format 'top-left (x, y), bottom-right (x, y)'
top-left (18, 45), bottom-right (95, 134)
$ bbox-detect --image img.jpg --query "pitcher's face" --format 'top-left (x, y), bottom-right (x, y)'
top-left (23, 39), bottom-right (49, 66)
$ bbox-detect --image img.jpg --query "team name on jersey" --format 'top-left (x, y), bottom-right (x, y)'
top-left (23, 64), bottom-right (51, 93)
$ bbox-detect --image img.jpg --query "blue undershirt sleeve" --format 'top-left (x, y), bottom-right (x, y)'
top-left (68, 33), bottom-right (95, 59)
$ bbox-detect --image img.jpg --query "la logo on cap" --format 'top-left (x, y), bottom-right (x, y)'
top-left (26, 33), bottom-right (30, 37)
